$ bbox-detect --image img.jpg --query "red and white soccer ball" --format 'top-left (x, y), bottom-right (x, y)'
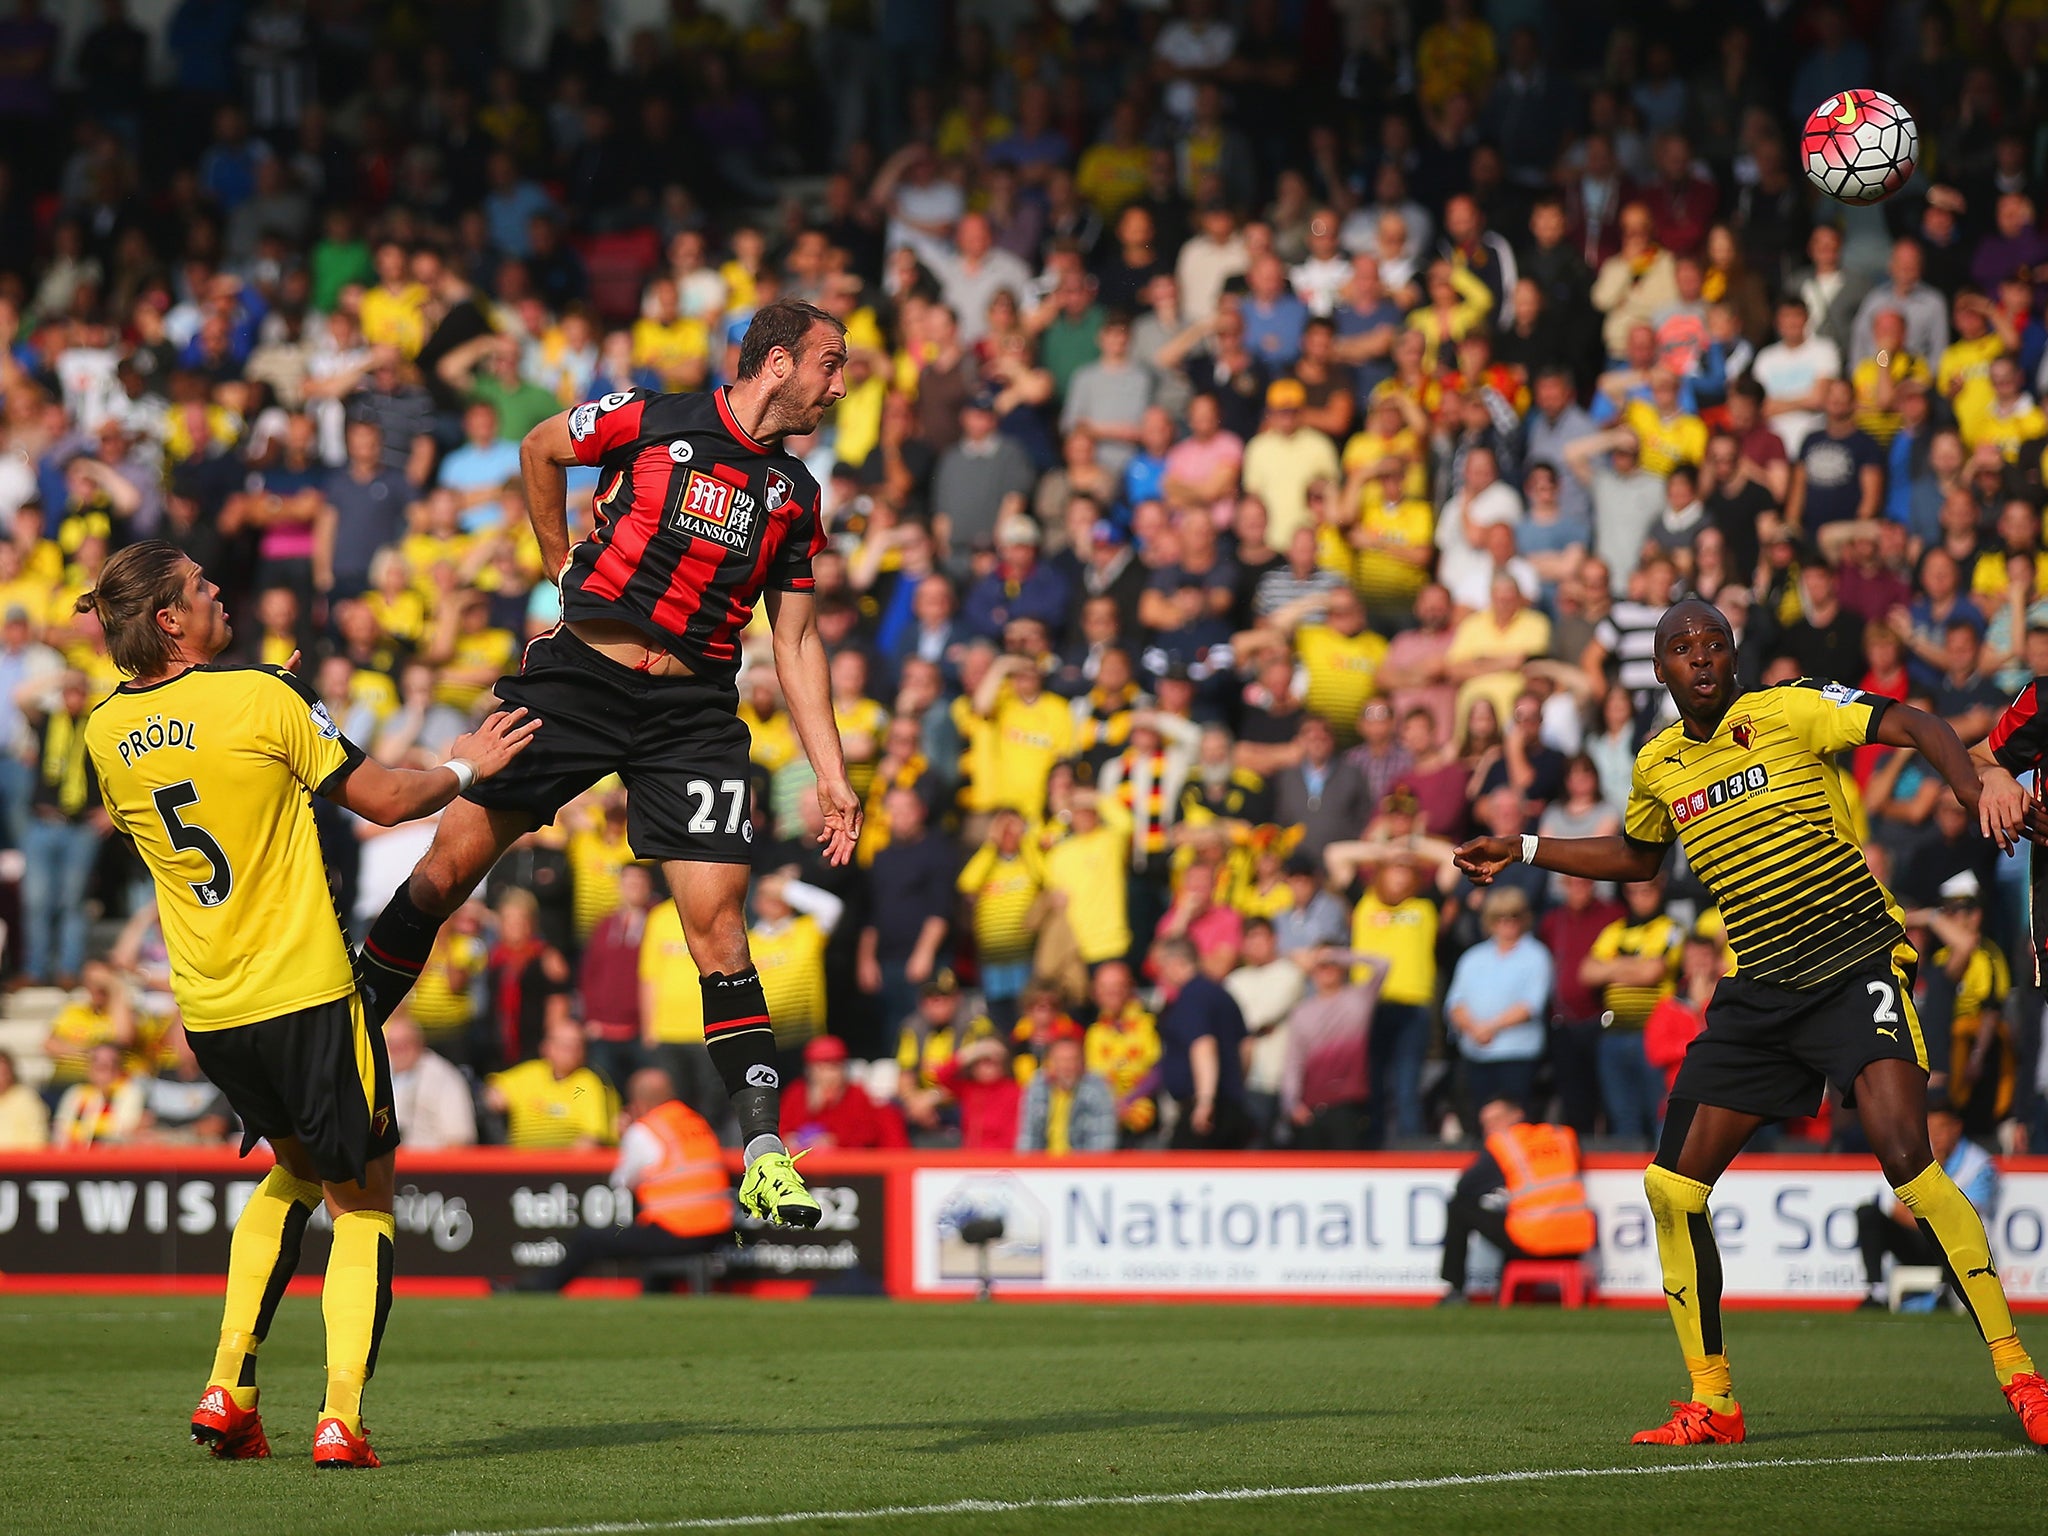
top-left (1800, 89), bottom-right (1919, 205)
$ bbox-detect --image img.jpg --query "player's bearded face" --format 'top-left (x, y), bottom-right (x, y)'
top-left (775, 328), bottom-right (849, 433)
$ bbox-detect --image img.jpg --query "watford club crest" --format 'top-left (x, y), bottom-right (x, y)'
top-left (1731, 718), bottom-right (1754, 750)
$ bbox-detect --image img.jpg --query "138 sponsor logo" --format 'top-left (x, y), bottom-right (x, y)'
top-left (1671, 765), bottom-right (1769, 824)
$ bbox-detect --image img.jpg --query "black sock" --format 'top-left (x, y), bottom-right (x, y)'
top-left (357, 881), bottom-right (444, 1030)
top-left (700, 967), bottom-right (783, 1157)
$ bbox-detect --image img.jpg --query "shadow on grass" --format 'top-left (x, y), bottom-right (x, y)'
top-left (1738, 1413), bottom-right (2020, 1447)
top-left (406, 1405), bottom-right (1379, 1462)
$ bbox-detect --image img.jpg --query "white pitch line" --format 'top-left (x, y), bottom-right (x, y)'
top-left (427, 1447), bottom-right (2039, 1536)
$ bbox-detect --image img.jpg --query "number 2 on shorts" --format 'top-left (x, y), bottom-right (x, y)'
top-left (1866, 980), bottom-right (1900, 1028)
top-left (684, 778), bottom-right (747, 835)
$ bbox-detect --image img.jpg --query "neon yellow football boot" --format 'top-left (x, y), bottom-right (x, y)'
top-left (738, 1149), bottom-right (821, 1228)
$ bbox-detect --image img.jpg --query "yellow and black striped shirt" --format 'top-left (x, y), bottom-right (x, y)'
top-left (1625, 680), bottom-right (1906, 988)
top-left (1588, 912), bottom-right (1681, 1027)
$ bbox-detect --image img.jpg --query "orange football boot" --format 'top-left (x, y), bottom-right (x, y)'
top-left (190, 1385), bottom-right (270, 1460)
top-left (311, 1416), bottom-right (381, 1469)
top-left (2003, 1373), bottom-right (2048, 1447)
top-left (1631, 1400), bottom-right (1747, 1446)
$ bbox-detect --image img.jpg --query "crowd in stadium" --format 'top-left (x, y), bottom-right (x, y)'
top-left (0, 0), bottom-right (2046, 1162)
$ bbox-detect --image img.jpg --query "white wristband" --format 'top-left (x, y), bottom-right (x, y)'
top-left (444, 759), bottom-right (477, 794)
top-left (1520, 834), bottom-right (1539, 865)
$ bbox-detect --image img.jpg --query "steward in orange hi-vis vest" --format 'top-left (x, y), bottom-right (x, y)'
top-left (634, 1099), bottom-right (732, 1239)
top-left (1486, 1121), bottom-right (1598, 1256)
top-left (513, 1070), bottom-right (736, 1292)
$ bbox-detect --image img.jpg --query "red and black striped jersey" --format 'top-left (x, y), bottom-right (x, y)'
top-left (1988, 679), bottom-right (2048, 774)
top-left (561, 386), bottom-right (825, 677)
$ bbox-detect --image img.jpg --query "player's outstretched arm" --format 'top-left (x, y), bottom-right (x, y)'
top-left (1453, 833), bottom-right (1669, 887)
top-left (766, 588), bottom-right (862, 865)
top-left (327, 708), bottom-right (541, 826)
top-left (1883, 701), bottom-right (2025, 851)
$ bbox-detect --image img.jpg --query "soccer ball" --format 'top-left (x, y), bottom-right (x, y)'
top-left (1801, 89), bottom-right (1918, 205)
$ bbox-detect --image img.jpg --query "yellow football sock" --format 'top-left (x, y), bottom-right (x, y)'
top-left (1894, 1163), bottom-right (2035, 1387)
top-left (1645, 1164), bottom-right (1736, 1413)
top-left (208, 1167), bottom-right (322, 1406)
top-left (320, 1209), bottom-right (396, 1433)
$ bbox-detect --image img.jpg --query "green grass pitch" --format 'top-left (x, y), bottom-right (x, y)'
top-left (2, 1296), bottom-right (2042, 1535)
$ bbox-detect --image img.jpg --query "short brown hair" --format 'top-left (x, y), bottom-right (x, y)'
top-left (77, 540), bottom-right (188, 678)
top-left (736, 298), bottom-right (844, 380)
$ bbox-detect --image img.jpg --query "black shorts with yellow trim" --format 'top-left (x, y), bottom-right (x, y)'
top-left (186, 992), bottom-right (399, 1185)
top-left (465, 627), bottom-right (755, 864)
top-left (1671, 951), bottom-right (1927, 1122)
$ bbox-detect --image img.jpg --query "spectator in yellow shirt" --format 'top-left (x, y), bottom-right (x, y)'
top-left (565, 790), bottom-right (636, 944)
top-left (1042, 789), bottom-right (1134, 965)
top-left (1346, 858), bottom-right (1438, 1140)
top-left (1416, 0), bottom-right (1496, 107)
top-left (41, 961), bottom-right (138, 1088)
top-left (895, 971), bottom-right (973, 1139)
top-left (1351, 461), bottom-right (1436, 616)
top-left (959, 809), bottom-right (1049, 1025)
top-left (964, 651), bottom-right (1075, 821)
top-left (830, 649), bottom-right (890, 803)
top-left (406, 904), bottom-right (490, 1066)
top-left (1621, 369), bottom-right (1708, 475)
top-left (1446, 573), bottom-right (1553, 729)
top-left (1075, 100), bottom-right (1152, 219)
top-left (640, 897), bottom-right (727, 1132)
top-left (1238, 586), bottom-right (1388, 746)
top-left (51, 1043), bottom-right (146, 1148)
top-left (1968, 356), bottom-right (2048, 461)
top-left (739, 668), bottom-right (800, 773)
top-left (1083, 961), bottom-right (1163, 1144)
top-left (0, 1050), bottom-right (49, 1149)
top-left (1851, 309), bottom-right (1932, 445)
top-left (749, 867), bottom-right (845, 1081)
top-left (631, 276), bottom-right (712, 391)
top-left (359, 240), bottom-right (429, 356)
top-left (1937, 292), bottom-right (2007, 442)
top-left (425, 590), bottom-right (518, 712)
top-left (1341, 392), bottom-right (1431, 503)
top-left (1406, 261), bottom-right (1495, 374)
top-left (485, 1018), bottom-right (621, 1149)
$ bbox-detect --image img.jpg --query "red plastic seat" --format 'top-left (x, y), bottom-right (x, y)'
top-left (1497, 1257), bottom-right (1596, 1308)
top-left (575, 228), bottom-right (661, 325)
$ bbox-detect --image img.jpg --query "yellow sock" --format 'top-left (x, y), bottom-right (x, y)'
top-left (1685, 1352), bottom-right (1734, 1407)
top-left (1895, 1163), bottom-right (2035, 1387)
top-left (208, 1167), bottom-right (321, 1406)
top-left (1644, 1164), bottom-right (1737, 1413)
top-left (320, 1209), bottom-right (396, 1433)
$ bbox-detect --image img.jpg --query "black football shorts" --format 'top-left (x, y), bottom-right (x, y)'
top-left (1670, 951), bottom-right (1928, 1121)
top-left (187, 992), bottom-right (399, 1185)
top-left (466, 627), bottom-right (757, 864)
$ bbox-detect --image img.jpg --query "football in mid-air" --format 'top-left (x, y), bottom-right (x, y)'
top-left (1800, 88), bottom-right (1918, 205)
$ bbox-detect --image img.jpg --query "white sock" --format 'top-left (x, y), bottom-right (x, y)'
top-left (744, 1133), bottom-right (787, 1167)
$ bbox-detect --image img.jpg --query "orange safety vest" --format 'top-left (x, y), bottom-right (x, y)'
top-left (1486, 1122), bottom-right (1597, 1256)
top-left (633, 1100), bottom-right (732, 1238)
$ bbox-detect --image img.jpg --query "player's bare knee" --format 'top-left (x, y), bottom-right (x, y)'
top-left (407, 857), bottom-right (471, 918)
top-left (325, 1154), bottom-right (397, 1217)
top-left (691, 920), bottom-right (752, 975)
top-left (1876, 1141), bottom-right (1934, 1189)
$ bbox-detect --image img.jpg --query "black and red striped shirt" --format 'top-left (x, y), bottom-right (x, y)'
top-left (561, 386), bottom-right (825, 677)
top-left (1988, 680), bottom-right (2048, 775)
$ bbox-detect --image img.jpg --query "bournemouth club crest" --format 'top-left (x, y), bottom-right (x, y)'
top-left (764, 469), bottom-right (794, 513)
